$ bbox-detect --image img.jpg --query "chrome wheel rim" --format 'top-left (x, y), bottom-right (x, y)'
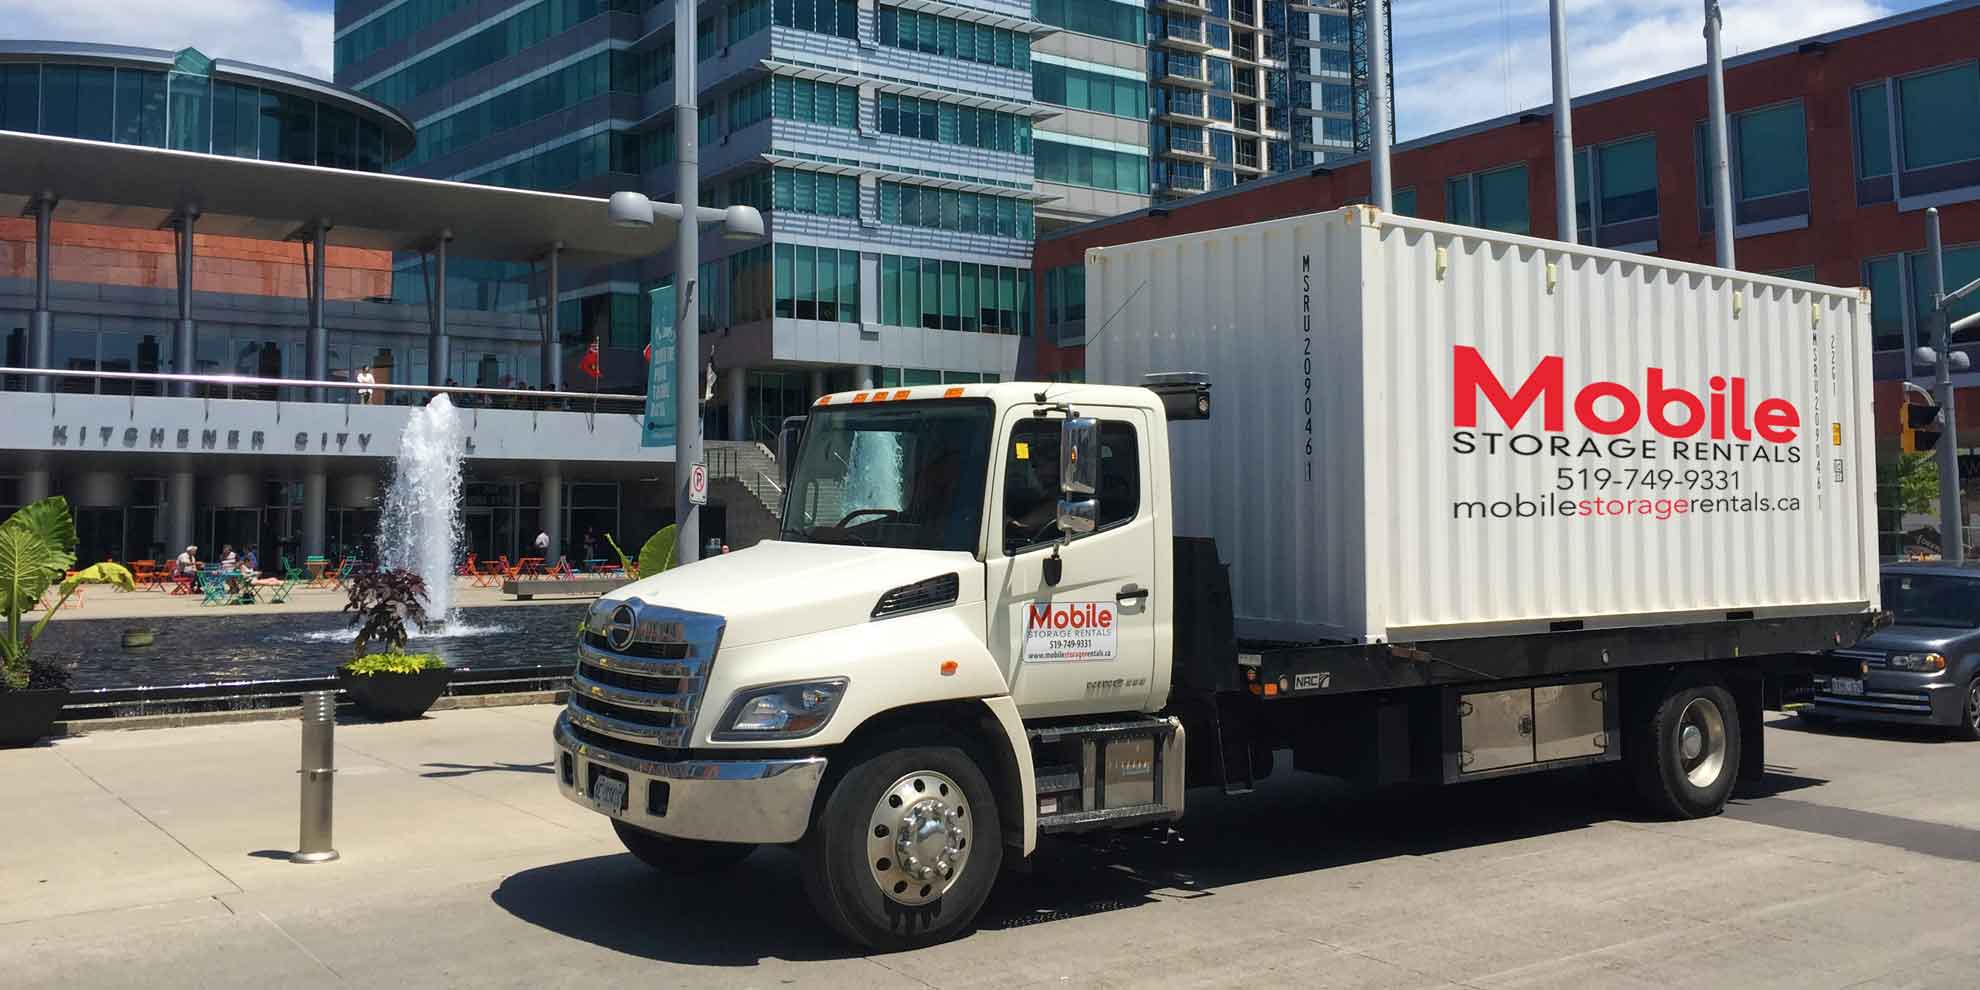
top-left (1678, 697), bottom-right (1728, 789)
top-left (866, 770), bottom-right (972, 907)
top-left (1967, 682), bottom-right (1980, 731)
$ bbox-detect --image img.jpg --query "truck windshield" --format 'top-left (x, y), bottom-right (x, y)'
top-left (779, 401), bottom-right (994, 553)
top-left (1881, 572), bottom-right (1980, 629)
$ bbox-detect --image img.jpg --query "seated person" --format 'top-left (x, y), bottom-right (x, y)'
top-left (174, 545), bottom-right (199, 575)
top-left (1004, 434), bottom-right (1061, 550)
top-left (218, 545), bottom-right (239, 571)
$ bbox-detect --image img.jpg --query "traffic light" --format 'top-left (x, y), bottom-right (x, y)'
top-left (1902, 394), bottom-right (1943, 452)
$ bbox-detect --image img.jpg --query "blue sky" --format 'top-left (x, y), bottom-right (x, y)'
top-left (0, 0), bottom-right (1950, 139)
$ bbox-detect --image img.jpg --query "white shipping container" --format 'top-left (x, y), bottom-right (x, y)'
top-left (1086, 207), bottom-right (1880, 643)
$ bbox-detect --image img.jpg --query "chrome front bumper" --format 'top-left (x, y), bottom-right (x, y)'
top-left (554, 714), bottom-right (826, 843)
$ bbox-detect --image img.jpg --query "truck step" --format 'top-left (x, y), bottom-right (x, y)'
top-left (1028, 716), bottom-right (1186, 835)
top-left (1038, 802), bottom-right (1180, 835)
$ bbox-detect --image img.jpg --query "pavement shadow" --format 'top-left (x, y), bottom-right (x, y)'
top-left (492, 848), bottom-right (858, 965)
top-left (492, 765), bottom-right (1662, 961)
top-left (422, 760), bottom-right (555, 778)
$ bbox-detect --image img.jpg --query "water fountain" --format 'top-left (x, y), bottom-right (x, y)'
top-left (378, 394), bottom-right (466, 623)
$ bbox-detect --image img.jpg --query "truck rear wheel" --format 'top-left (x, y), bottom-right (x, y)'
top-left (611, 820), bottom-right (757, 873)
top-left (1630, 678), bottom-right (1741, 819)
top-left (800, 742), bottom-right (1003, 951)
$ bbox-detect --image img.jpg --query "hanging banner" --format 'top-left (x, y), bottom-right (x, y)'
top-left (642, 283), bottom-right (676, 448)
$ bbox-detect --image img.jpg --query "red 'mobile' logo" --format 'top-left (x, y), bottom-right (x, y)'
top-left (1451, 345), bottom-right (1801, 443)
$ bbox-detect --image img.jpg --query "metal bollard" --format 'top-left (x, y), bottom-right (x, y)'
top-left (292, 690), bottom-right (340, 864)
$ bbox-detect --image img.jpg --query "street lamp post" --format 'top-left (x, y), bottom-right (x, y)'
top-left (606, 194), bottom-right (763, 567)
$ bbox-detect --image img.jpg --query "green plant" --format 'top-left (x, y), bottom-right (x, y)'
top-left (343, 651), bottom-right (446, 676)
top-left (1895, 452), bottom-right (1939, 516)
top-left (605, 532), bottom-right (639, 578)
top-left (343, 567), bottom-right (430, 660)
top-left (1, 497), bottom-right (134, 691)
top-left (637, 525), bottom-right (680, 578)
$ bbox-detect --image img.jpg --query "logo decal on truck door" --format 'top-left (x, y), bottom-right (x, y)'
top-left (1020, 601), bottom-right (1118, 663)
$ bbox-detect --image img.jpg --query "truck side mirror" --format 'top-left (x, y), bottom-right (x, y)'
top-left (1061, 416), bottom-right (1100, 497)
top-left (1055, 497), bottom-right (1098, 538)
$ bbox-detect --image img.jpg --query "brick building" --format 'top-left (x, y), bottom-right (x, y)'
top-left (1029, 0), bottom-right (1980, 553)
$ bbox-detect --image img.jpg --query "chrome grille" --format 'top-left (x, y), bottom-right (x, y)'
top-left (1833, 649), bottom-right (1888, 670)
top-left (567, 598), bottom-right (724, 749)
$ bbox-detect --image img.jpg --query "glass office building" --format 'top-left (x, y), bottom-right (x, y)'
top-left (338, 0), bottom-right (1047, 447)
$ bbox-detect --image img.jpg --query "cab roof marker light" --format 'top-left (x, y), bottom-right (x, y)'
top-left (851, 392), bottom-right (869, 403)
top-left (815, 394), bottom-right (831, 406)
top-left (944, 386), bottom-right (965, 398)
top-left (893, 390), bottom-right (910, 401)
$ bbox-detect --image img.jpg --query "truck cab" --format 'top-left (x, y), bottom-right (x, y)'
top-left (555, 381), bottom-right (1188, 948)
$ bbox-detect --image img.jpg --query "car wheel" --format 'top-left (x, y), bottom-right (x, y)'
top-left (1630, 677), bottom-right (1742, 820)
top-left (1956, 677), bottom-right (1980, 743)
top-left (800, 740), bottom-right (1002, 951)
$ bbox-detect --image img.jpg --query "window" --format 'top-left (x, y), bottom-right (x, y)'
top-left (772, 168), bottom-right (860, 218)
top-left (1034, 136), bottom-right (1150, 195)
top-left (361, 0), bottom-right (630, 108)
top-left (114, 69), bottom-right (167, 148)
top-left (783, 400), bottom-right (994, 553)
top-left (1863, 256), bottom-right (1904, 352)
top-left (877, 255), bottom-right (1029, 334)
top-left (729, 77), bottom-right (771, 131)
top-left (773, 245), bottom-right (862, 323)
top-left (880, 7), bottom-right (1028, 68)
top-left (773, 76), bottom-right (860, 128)
top-left (1907, 244), bottom-right (1980, 344)
top-left (1000, 418), bottom-right (1140, 554)
top-left (41, 65), bottom-right (113, 141)
top-left (1854, 82), bottom-right (1893, 197)
top-left (1695, 101), bottom-right (1810, 231)
top-left (167, 71), bottom-right (208, 153)
top-left (773, 0), bottom-right (859, 38)
top-left (729, 0), bottom-right (771, 43)
top-left (1447, 165), bottom-right (1529, 234)
top-left (1570, 136), bottom-right (1659, 248)
top-left (1032, 0), bottom-right (1145, 44)
top-left (1042, 264), bottom-right (1086, 343)
top-left (1, 65), bottom-right (39, 133)
top-left (1393, 188), bottom-right (1417, 218)
top-left (1898, 64), bottom-right (1980, 173)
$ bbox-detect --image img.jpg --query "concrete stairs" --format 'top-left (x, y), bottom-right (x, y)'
top-left (706, 440), bottom-right (785, 549)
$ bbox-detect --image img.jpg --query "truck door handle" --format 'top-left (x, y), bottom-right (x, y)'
top-left (1117, 584), bottom-right (1149, 605)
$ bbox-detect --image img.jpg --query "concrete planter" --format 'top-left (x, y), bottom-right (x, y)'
top-left (336, 666), bottom-right (449, 720)
top-left (0, 688), bottom-right (68, 747)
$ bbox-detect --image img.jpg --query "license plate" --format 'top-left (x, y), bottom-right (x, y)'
top-left (590, 773), bottom-right (628, 815)
top-left (1829, 677), bottom-right (1865, 697)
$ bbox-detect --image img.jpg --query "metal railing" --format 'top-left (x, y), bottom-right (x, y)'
top-left (0, 366), bottom-right (647, 411)
top-left (61, 663), bottom-right (577, 721)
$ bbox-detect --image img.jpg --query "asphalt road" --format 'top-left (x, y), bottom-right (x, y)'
top-left (3, 706), bottom-right (1976, 989)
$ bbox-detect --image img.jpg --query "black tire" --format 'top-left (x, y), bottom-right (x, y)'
top-left (611, 820), bottom-right (757, 873)
top-left (800, 740), bottom-right (1003, 951)
top-left (1629, 678), bottom-right (1742, 820)
top-left (1954, 677), bottom-right (1980, 743)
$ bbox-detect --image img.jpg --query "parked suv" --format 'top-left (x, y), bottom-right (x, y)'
top-left (1810, 563), bottom-right (1980, 739)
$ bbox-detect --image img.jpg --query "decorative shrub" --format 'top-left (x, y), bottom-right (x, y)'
top-left (343, 568), bottom-right (430, 660)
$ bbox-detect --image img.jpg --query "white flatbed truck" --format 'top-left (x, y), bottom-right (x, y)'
top-left (554, 208), bottom-right (1884, 949)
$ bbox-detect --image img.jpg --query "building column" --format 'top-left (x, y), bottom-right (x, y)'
top-left (306, 221), bottom-right (330, 402)
top-left (427, 232), bottom-right (452, 388)
top-left (726, 365), bottom-right (747, 442)
top-left (29, 192), bottom-right (55, 393)
top-left (541, 464), bottom-right (563, 565)
top-left (167, 470), bottom-right (196, 556)
top-left (810, 369), bottom-right (827, 402)
top-left (542, 243), bottom-right (562, 391)
top-left (19, 465), bottom-right (51, 505)
top-left (857, 365), bottom-right (875, 391)
top-left (173, 207), bottom-right (199, 398)
top-left (302, 464), bottom-right (326, 559)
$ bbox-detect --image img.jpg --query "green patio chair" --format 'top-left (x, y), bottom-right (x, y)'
top-left (281, 556), bottom-right (306, 582)
top-left (197, 572), bottom-right (230, 606)
top-left (267, 577), bottom-right (300, 604)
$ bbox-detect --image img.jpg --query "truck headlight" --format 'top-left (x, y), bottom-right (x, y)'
top-left (713, 679), bottom-right (849, 740)
top-left (1888, 653), bottom-right (1947, 673)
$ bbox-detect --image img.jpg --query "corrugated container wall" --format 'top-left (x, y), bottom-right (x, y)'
top-left (1086, 207), bottom-right (1880, 643)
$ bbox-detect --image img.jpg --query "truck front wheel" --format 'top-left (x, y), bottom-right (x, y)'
top-left (611, 820), bottom-right (757, 873)
top-left (1630, 678), bottom-right (1742, 819)
top-left (800, 741), bottom-right (1003, 951)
